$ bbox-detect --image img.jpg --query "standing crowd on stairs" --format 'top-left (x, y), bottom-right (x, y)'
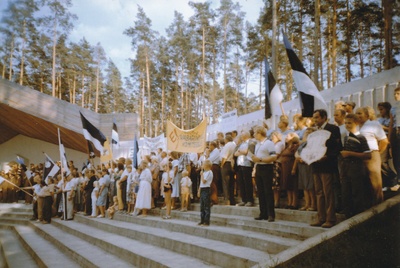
top-left (1, 87), bottom-right (399, 229)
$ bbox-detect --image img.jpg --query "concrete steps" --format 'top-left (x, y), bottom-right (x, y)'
top-left (0, 227), bottom-right (38, 268)
top-left (0, 201), bottom-right (348, 267)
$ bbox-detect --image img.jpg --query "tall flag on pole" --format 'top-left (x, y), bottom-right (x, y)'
top-left (133, 134), bottom-right (139, 169)
top-left (58, 128), bottom-right (70, 176)
top-left (111, 119), bottom-right (119, 146)
top-left (80, 112), bottom-right (107, 157)
top-left (282, 31), bottom-right (328, 117)
top-left (42, 153), bottom-right (60, 183)
top-left (264, 57), bottom-right (284, 119)
top-left (16, 156), bottom-right (27, 171)
top-left (81, 159), bottom-right (91, 173)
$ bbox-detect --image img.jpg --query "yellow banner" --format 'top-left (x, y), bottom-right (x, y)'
top-left (166, 119), bottom-right (207, 153)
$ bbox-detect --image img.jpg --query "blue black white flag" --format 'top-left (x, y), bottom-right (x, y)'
top-left (80, 112), bottom-right (107, 157)
top-left (264, 57), bottom-right (284, 119)
top-left (282, 31), bottom-right (327, 117)
top-left (111, 119), bottom-right (119, 146)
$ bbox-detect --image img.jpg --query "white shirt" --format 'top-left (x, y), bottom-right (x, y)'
top-left (180, 176), bottom-right (192, 188)
top-left (220, 141), bottom-right (236, 164)
top-left (359, 120), bottom-right (387, 151)
top-left (139, 168), bottom-right (152, 183)
top-left (208, 148), bottom-right (221, 165)
top-left (255, 138), bottom-right (277, 165)
top-left (200, 170), bottom-right (213, 188)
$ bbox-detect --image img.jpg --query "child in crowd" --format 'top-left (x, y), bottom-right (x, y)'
top-left (90, 181), bottom-right (99, 218)
top-left (107, 196), bottom-right (119, 219)
top-left (340, 114), bottom-right (371, 218)
top-left (180, 170), bottom-right (192, 212)
top-left (127, 168), bottom-right (137, 214)
top-left (38, 178), bottom-right (55, 224)
top-left (198, 160), bottom-right (213, 226)
top-left (162, 163), bottom-right (173, 219)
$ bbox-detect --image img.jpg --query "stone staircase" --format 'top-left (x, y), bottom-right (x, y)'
top-left (0, 201), bottom-right (351, 268)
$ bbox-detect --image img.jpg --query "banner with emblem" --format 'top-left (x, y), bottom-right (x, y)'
top-left (167, 119), bottom-right (207, 153)
top-left (143, 134), bottom-right (166, 152)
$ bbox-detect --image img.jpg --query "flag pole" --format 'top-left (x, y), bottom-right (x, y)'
top-left (2, 177), bottom-right (34, 197)
top-left (279, 102), bottom-right (286, 116)
top-left (57, 129), bottom-right (65, 183)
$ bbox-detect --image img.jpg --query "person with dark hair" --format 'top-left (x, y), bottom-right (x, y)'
top-left (220, 135), bottom-right (236, 205)
top-left (377, 101), bottom-right (399, 191)
top-left (84, 169), bottom-right (97, 216)
top-left (340, 113), bottom-right (371, 218)
top-left (207, 141), bottom-right (221, 205)
top-left (234, 131), bottom-right (255, 207)
top-left (310, 109), bottom-right (342, 228)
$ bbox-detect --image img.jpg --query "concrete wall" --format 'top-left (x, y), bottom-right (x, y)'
top-left (0, 135), bottom-right (90, 172)
top-left (207, 66), bottom-right (400, 140)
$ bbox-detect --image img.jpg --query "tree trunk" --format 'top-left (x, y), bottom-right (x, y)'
top-left (145, 53), bottom-right (152, 137)
top-left (19, 20), bottom-right (26, 86)
top-left (81, 74), bottom-right (85, 108)
top-left (314, 0), bottom-right (320, 88)
top-left (52, 17), bottom-right (57, 97)
top-left (332, 0), bottom-right (337, 86)
top-left (383, 0), bottom-right (393, 70)
top-left (223, 18), bottom-right (228, 113)
top-left (161, 77), bottom-right (165, 132)
top-left (8, 35), bottom-right (14, 81)
top-left (346, 0), bottom-right (351, 82)
top-left (272, 0), bottom-right (277, 77)
top-left (95, 63), bottom-right (100, 112)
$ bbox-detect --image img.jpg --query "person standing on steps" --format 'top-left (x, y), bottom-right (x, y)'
top-left (198, 160), bottom-right (213, 226)
top-left (252, 126), bottom-right (277, 222)
top-left (234, 131), bottom-right (255, 207)
top-left (310, 109), bottom-right (342, 229)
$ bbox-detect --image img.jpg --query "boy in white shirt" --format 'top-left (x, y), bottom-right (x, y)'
top-left (198, 160), bottom-right (213, 226)
top-left (180, 170), bottom-right (192, 212)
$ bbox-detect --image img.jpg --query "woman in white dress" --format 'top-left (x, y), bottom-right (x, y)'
top-left (133, 160), bottom-right (152, 217)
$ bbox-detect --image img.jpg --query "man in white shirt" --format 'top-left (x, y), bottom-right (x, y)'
top-left (234, 131), bottom-right (255, 207)
top-left (251, 126), bottom-right (277, 222)
top-left (220, 135), bottom-right (236, 205)
top-left (207, 141), bottom-right (221, 205)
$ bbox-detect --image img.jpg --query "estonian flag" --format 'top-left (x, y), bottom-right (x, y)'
top-left (81, 159), bottom-right (91, 173)
top-left (111, 120), bottom-right (119, 146)
top-left (282, 32), bottom-right (327, 117)
top-left (16, 156), bottom-right (27, 172)
top-left (80, 112), bottom-right (107, 156)
top-left (133, 134), bottom-right (139, 169)
top-left (264, 57), bottom-right (284, 119)
top-left (42, 153), bottom-right (60, 183)
top-left (58, 128), bottom-right (70, 176)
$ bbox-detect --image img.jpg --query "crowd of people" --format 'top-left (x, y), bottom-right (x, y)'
top-left (1, 88), bottom-right (399, 229)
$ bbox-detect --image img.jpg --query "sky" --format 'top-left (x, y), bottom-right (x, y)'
top-left (0, 0), bottom-right (265, 82)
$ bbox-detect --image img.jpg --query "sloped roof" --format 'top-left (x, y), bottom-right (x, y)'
top-left (0, 79), bottom-right (138, 154)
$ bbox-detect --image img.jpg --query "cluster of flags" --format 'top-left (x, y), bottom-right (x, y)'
top-left (264, 31), bottom-right (327, 119)
top-left (37, 114), bottom-right (121, 184)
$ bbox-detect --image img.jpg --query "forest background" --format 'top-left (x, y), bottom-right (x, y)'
top-left (0, 0), bottom-right (398, 137)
